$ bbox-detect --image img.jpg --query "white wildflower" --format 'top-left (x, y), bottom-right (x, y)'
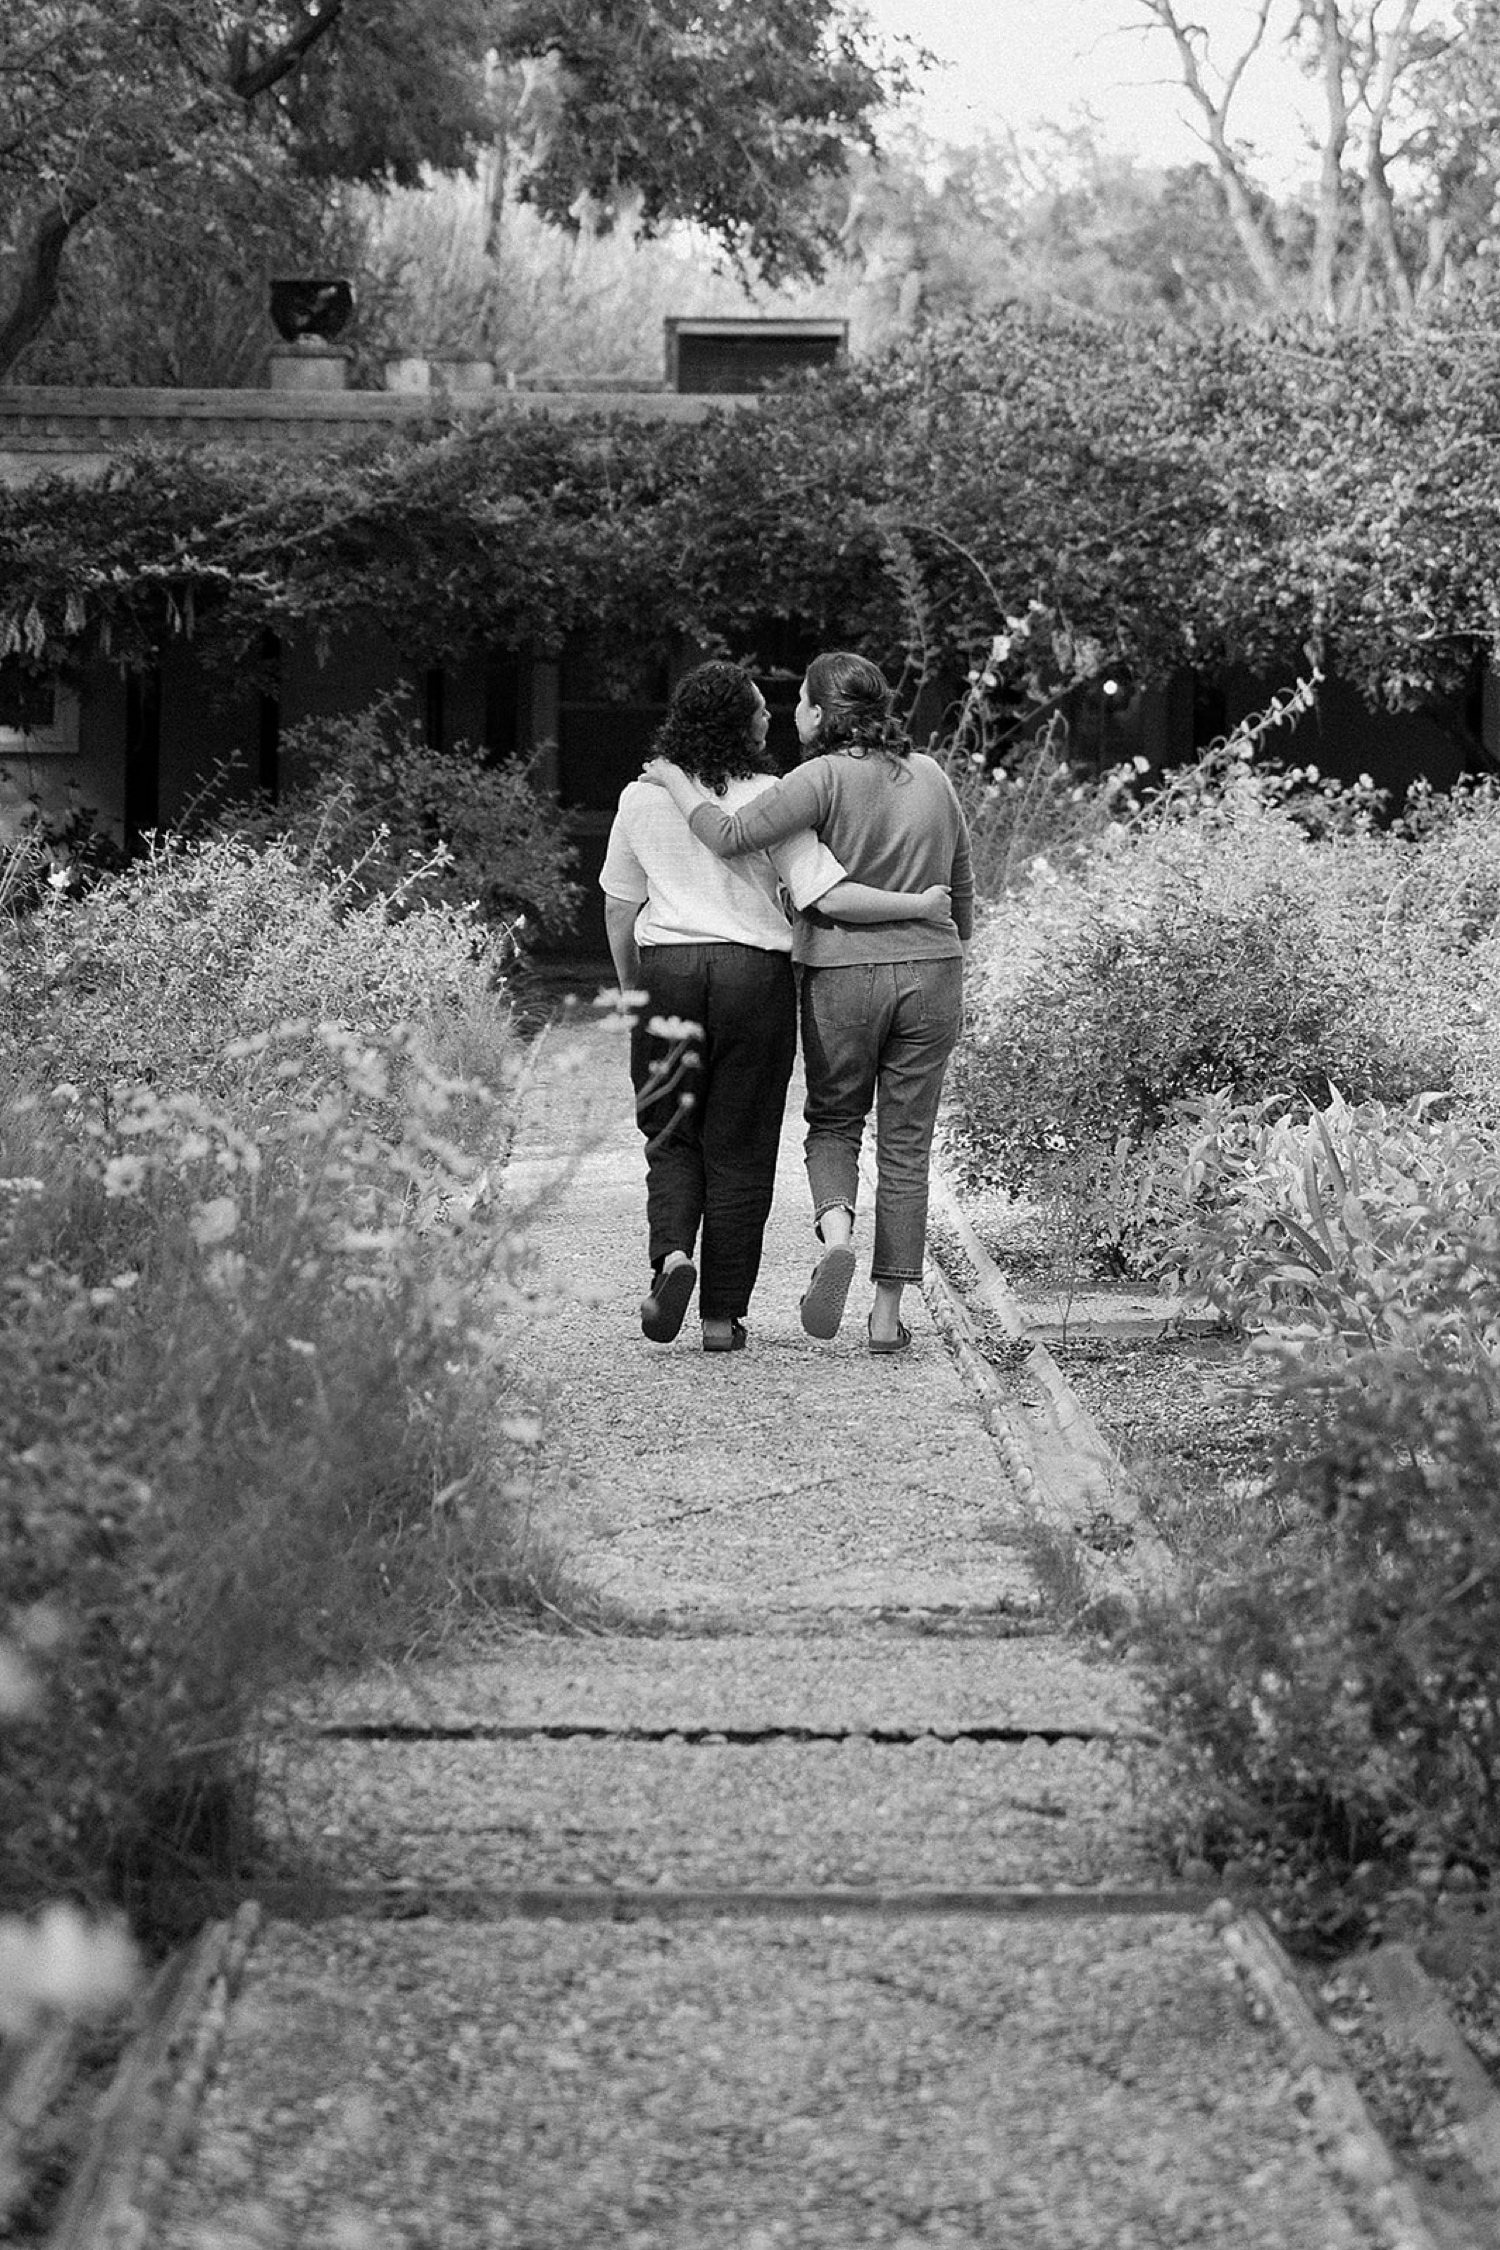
top-left (0, 1906), bottom-right (138, 2037)
top-left (189, 1196), bottom-right (239, 1247)
top-left (102, 1154), bottom-right (148, 1199)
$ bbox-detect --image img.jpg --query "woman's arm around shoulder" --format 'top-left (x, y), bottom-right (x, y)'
top-left (639, 756), bottom-right (833, 860)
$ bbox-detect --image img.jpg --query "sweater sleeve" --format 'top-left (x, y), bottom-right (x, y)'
top-left (686, 762), bottom-right (831, 859)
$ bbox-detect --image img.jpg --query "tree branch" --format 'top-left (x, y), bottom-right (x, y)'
top-left (0, 194), bottom-right (98, 376)
top-left (228, 0), bottom-right (345, 103)
top-left (1133, 0), bottom-right (1286, 302)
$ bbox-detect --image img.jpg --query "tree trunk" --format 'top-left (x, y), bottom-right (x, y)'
top-left (228, 0), bottom-right (344, 101)
top-left (1137, 0), bottom-right (1290, 304)
top-left (1358, 0), bottom-right (1421, 312)
top-left (1310, 0), bottom-right (1350, 321)
top-left (1140, 0), bottom-right (1470, 324)
top-left (0, 200), bottom-right (95, 382)
top-left (1416, 211), bottom-right (1454, 304)
top-left (1362, 150), bottom-right (1416, 311)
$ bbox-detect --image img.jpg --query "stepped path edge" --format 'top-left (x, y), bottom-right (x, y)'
top-left (145, 1010), bottom-right (1436, 2249)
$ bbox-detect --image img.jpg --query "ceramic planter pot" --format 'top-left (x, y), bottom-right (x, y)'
top-left (269, 277), bottom-right (355, 343)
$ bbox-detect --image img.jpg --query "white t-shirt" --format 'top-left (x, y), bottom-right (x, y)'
top-left (599, 774), bottom-right (847, 951)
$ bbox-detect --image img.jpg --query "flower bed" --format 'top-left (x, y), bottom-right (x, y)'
top-left (946, 737), bottom-right (1500, 1970)
top-left (0, 823), bottom-right (567, 1928)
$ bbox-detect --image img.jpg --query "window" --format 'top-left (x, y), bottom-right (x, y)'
top-left (0, 666), bottom-right (79, 754)
top-left (556, 640), bottom-right (671, 811)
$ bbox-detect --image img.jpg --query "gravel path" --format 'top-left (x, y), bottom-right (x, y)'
top-left (153, 1012), bottom-right (1420, 2248)
top-left (161, 1915), bottom-right (1374, 2250)
top-left (286, 1632), bottom-right (1148, 1736)
top-left (259, 1735), bottom-right (1157, 1890)
top-left (497, 1017), bottom-right (1042, 1626)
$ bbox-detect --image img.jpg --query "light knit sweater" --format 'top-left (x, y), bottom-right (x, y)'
top-left (686, 750), bottom-right (973, 968)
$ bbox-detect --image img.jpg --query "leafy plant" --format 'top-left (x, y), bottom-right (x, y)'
top-left (222, 693), bottom-right (582, 939)
top-left (944, 692), bottom-right (1469, 1274)
top-left (0, 835), bottom-right (559, 1921)
top-left (926, 678), bottom-right (1145, 902)
top-left (948, 863), bottom-right (1392, 1233)
top-left (1162, 1086), bottom-right (1500, 1371)
top-left (1137, 1342), bottom-right (1500, 1926)
top-left (9, 306), bottom-right (1500, 722)
top-left (0, 824), bottom-right (525, 1114)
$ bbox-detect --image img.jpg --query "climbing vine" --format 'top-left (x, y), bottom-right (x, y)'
top-left (5, 303), bottom-right (1500, 709)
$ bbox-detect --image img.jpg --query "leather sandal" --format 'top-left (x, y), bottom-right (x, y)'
top-left (702, 1319), bottom-right (747, 1353)
top-left (799, 1242), bottom-right (856, 1339)
top-left (641, 1258), bottom-right (696, 1343)
top-left (867, 1317), bottom-right (912, 1356)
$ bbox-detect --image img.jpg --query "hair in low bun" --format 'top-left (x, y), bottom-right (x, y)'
top-left (804, 651), bottom-right (910, 760)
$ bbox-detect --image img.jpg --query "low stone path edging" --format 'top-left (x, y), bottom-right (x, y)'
top-left (81, 1010), bottom-right (1452, 2250)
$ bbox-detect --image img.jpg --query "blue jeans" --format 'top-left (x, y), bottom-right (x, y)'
top-left (799, 956), bottom-right (964, 1284)
top-left (630, 943), bottom-right (798, 1321)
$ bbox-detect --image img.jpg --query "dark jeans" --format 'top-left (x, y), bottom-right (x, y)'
top-left (629, 943), bottom-right (798, 1321)
top-left (800, 956), bottom-right (964, 1284)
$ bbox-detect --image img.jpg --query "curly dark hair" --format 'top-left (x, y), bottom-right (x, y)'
top-left (650, 661), bottom-right (772, 795)
top-left (805, 651), bottom-right (910, 760)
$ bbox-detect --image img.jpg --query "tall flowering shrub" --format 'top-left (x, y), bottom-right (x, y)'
top-left (945, 739), bottom-right (1500, 1920)
top-left (1, 835), bottom-right (551, 1914)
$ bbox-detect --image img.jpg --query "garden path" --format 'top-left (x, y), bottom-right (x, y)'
top-left (156, 1011), bottom-right (1433, 2250)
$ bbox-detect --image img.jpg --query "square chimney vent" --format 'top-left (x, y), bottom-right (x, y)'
top-left (665, 318), bottom-right (847, 394)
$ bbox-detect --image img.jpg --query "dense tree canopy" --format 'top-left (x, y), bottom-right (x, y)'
top-left (496, 0), bottom-right (906, 284)
top-left (0, 1), bottom-right (503, 376)
top-left (0, 0), bottom-right (904, 379)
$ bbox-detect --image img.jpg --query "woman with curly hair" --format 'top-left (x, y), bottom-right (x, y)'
top-left (602, 659), bottom-right (950, 1353)
top-left (643, 651), bottom-right (972, 1355)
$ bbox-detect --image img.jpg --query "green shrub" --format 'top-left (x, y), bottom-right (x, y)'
top-left (937, 720), bottom-right (1500, 1931)
top-left (0, 827), bottom-right (518, 1111)
top-left (1137, 1342), bottom-right (1500, 1930)
top-left (0, 843), bottom-right (554, 1918)
top-left (948, 866), bottom-right (1400, 1267)
top-left (1162, 1086), bottom-right (1500, 1366)
top-left (945, 742), bottom-right (1459, 1274)
top-left (1135, 1098), bottom-right (1500, 1931)
top-left (1392, 774), bottom-right (1500, 955)
top-left (0, 787), bottom-right (125, 916)
top-left (927, 719), bottom-right (1142, 903)
top-left (225, 693), bottom-right (582, 940)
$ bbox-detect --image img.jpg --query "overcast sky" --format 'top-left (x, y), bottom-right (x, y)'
top-left (860, 1), bottom-right (1328, 188)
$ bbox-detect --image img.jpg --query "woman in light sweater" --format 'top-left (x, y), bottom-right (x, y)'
top-left (643, 651), bottom-right (972, 1354)
top-left (603, 660), bottom-right (950, 1353)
